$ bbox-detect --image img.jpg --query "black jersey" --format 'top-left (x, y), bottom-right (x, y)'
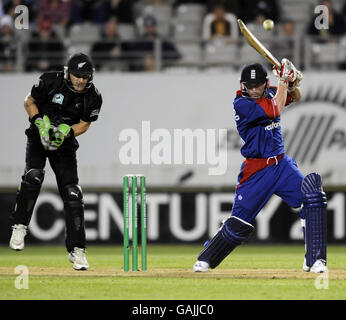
top-left (31, 71), bottom-right (102, 127)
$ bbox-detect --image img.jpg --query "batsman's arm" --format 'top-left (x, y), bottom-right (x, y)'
top-left (289, 86), bottom-right (302, 102)
top-left (274, 82), bottom-right (288, 115)
top-left (273, 59), bottom-right (302, 113)
top-left (287, 72), bottom-right (302, 102)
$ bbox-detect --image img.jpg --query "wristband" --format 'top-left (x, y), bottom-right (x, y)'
top-left (30, 113), bottom-right (43, 124)
top-left (287, 85), bottom-right (299, 93)
top-left (69, 127), bottom-right (75, 138)
top-left (279, 78), bottom-right (288, 86)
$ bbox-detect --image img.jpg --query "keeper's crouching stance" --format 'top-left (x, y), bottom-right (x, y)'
top-left (9, 53), bottom-right (103, 271)
top-left (193, 60), bottom-right (327, 273)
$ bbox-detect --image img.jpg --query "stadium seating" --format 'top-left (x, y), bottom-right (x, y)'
top-left (117, 23), bottom-right (136, 40)
top-left (312, 42), bottom-right (341, 68)
top-left (204, 39), bottom-right (238, 67)
top-left (279, 0), bottom-right (313, 24)
top-left (4, 0), bottom-right (346, 72)
top-left (69, 23), bottom-right (101, 43)
top-left (173, 22), bottom-right (202, 42)
top-left (137, 4), bottom-right (173, 37)
top-left (175, 3), bottom-right (207, 24)
top-left (175, 42), bottom-right (202, 66)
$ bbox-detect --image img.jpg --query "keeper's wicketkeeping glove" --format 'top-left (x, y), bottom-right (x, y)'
top-left (33, 115), bottom-right (52, 150)
top-left (49, 123), bottom-right (72, 149)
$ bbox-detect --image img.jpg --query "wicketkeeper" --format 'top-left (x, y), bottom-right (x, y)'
top-left (193, 59), bottom-right (327, 273)
top-left (9, 53), bottom-right (102, 271)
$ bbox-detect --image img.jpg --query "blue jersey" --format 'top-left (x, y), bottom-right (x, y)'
top-left (233, 87), bottom-right (292, 158)
top-left (231, 88), bottom-right (302, 224)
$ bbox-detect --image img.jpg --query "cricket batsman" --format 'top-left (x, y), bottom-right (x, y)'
top-left (193, 59), bottom-right (327, 273)
top-left (9, 53), bottom-right (102, 270)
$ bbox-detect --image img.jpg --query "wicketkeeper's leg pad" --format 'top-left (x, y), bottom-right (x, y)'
top-left (301, 173), bottom-right (327, 267)
top-left (11, 168), bottom-right (45, 225)
top-left (62, 184), bottom-right (86, 252)
top-left (197, 216), bottom-right (254, 269)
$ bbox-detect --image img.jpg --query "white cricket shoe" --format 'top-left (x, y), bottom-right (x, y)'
top-left (303, 258), bottom-right (327, 273)
top-left (9, 224), bottom-right (27, 251)
top-left (310, 259), bottom-right (327, 273)
top-left (68, 247), bottom-right (89, 270)
top-left (193, 261), bottom-right (209, 272)
top-left (302, 258), bottom-right (310, 272)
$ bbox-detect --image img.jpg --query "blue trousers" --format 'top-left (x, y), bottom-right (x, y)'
top-left (232, 155), bottom-right (304, 223)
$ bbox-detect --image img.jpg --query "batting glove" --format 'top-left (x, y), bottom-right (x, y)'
top-left (287, 70), bottom-right (303, 92)
top-left (273, 58), bottom-right (298, 85)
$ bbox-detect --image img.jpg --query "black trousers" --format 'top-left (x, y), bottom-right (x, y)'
top-left (12, 127), bottom-right (85, 252)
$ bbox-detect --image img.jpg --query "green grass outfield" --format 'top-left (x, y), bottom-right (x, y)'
top-left (0, 244), bottom-right (345, 300)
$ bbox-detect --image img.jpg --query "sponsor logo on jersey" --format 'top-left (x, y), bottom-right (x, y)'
top-left (265, 122), bottom-right (281, 131)
top-left (90, 109), bottom-right (99, 117)
top-left (52, 93), bottom-right (64, 104)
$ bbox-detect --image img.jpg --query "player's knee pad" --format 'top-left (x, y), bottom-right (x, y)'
top-left (301, 173), bottom-right (327, 267)
top-left (22, 168), bottom-right (45, 186)
top-left (62, 184), bottom-right (84, 206)
top-left (19, 168), bottom-right (45, 197)
top-left (198, 216), bottom-right (254, 268)
top-left (302, 173), bottom-right (327, 208)
top-left (12, 169), bottom-right (45, 224)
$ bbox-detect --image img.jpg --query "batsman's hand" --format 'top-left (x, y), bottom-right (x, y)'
top-left (34, 115), bottom-right (52, 150)
top-left (49, 123), bottom-right (72, 149)
top-left (272, 58), bottom-right (299, 83)
top-left (288, 69), bottom-right (303, 92)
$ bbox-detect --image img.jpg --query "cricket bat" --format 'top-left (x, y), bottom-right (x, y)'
top-left (237, 19), bottom-right (281, 69)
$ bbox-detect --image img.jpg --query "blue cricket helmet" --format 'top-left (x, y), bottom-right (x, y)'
top-left (240, 63), bottom-right (268, 84)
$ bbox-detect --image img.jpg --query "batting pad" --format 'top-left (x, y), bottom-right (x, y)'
top-left (301, 173), bottom-right (327, 267)
top-left (198, 217), bottom-right (254, 268)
